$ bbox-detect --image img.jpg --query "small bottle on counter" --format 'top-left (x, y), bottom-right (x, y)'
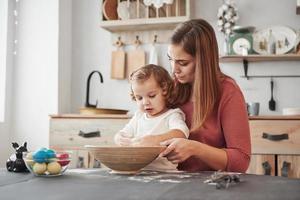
top-left (267, 29), bottom-right (276, 54)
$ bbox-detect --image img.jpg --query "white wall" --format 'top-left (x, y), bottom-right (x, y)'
top-left (0, 0), bottom-right (11, 168)
top-left (71, 0), bottom-right (300, 116)
top-left (10, 0), bottom-right (59, 152)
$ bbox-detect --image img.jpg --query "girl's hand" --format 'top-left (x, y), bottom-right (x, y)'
top-left (114, 132), bottom-right (133, 146)
top-left (131, 135), bottom-right (160, 147)
top-left (159, 138), bottom-right (195, 164)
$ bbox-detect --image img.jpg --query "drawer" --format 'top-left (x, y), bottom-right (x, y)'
top-left (247, 154), bottom-right (275, 176)
top-left (249, 120), bottom-right (300, 155)
top-left (278, 155), bottom-right (300, 178)
top-left (50, 118), bottom-right (129, 148)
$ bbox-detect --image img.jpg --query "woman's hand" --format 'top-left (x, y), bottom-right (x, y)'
top-left (159, 138), bottom-right (196, 164)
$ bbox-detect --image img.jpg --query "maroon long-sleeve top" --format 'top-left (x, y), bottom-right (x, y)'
top-left (178, 77), bottom-right (251, 172)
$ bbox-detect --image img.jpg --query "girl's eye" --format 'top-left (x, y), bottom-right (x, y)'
top-left (136, 96), bottom-right (142, 101)
top-left (149, 95), bottom-right (156, 98)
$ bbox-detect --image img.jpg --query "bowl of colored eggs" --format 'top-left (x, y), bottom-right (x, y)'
top-left (23, 148), bottom-right (71, 177)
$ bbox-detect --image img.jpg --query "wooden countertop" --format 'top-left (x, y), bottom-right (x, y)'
top-left (50, 114), bottom-right (300, 120)
top-left (249, 115), bottom-right (300, 120)
top-left (49, 114), bottom-right (132, 119)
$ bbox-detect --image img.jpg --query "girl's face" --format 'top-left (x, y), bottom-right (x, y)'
top-left (167, 44), bottom-right (195, 84)
top-left (131, 75), bottom-right (168, 118)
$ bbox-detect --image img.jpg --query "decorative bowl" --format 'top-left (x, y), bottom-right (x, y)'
top-left (85, 145), bottom-right (165, 174)
top-left (23, 149), bottom-right (71, 177)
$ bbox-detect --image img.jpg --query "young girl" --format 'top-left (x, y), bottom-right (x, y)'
top-left (114, 64), bottom-right (189, 171)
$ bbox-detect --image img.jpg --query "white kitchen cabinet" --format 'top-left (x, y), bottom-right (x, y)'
top-left (49, 114), bottom-right (130, 168)
top-left (246, 116), bottom-right (300, 178)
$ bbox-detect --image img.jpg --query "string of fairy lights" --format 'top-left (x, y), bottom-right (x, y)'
top-left (13, 0), bottom-right (19, 55)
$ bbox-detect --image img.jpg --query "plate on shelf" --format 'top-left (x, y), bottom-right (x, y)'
top-left (252, 26), bottom-right (296, 55)
top-left (102, 0), bottom-right (118, 20)
top-left (117, 1), bottom-right (147, 20)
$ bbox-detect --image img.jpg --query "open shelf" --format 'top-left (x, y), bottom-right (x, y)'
top-left (99, 16), bottom-right (190, 32)
top-left (219, 54), bottom-right (300, 79)
top-left (219, 54), bottom-right (300, 62)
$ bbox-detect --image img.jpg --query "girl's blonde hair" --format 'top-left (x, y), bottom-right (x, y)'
top-left (129, 64), bottom-right (175, 108)
top-left (171, 19), bottom-right (224, 131)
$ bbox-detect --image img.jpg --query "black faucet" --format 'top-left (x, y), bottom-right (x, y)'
top-left (85, 70), bottom-right (103, 108)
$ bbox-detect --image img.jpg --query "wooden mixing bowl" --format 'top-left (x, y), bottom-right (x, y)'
top-left (85, 145), bottom-right (166, 174)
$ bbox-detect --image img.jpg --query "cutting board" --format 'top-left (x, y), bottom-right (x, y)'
top-left (111, 50), bottom-right (126, 79)
top-left (127, 49), bottom-right (146, 77)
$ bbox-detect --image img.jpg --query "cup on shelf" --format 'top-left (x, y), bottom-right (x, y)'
top-left (247, 102), bottom-right (260, 116)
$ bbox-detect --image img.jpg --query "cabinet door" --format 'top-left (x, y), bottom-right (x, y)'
top-left (249, 120), bottom-right (300, 155)
top-left (278, 155), bottom-right (300, 178)
top-left (247, 154), bottom-right (275, 176)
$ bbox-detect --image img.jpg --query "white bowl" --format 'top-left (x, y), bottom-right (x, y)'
top-left (282, 107), bottom-right (300, 115)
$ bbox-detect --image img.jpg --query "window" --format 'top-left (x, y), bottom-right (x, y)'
top-left (0, 0), bottom-right (8, 122)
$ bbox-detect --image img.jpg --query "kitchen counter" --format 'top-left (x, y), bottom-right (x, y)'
top-left (1, 169), bottom-right (299, 200)
top-left (50, 113), bottom-right (132, 119)
top-left (249, 115), bottom-right (300, 120)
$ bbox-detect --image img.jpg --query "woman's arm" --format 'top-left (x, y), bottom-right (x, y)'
top-left (160, 137), bottom-right (227, 170)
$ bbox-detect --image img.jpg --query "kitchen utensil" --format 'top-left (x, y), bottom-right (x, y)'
top-left (102, 0), bottom-right (118, 20)
top-left (117, 1), bottom-right (146, 20)
top-left (282, 107), bottom-right (300, 115)
top-left (149, 43), bottom-right (158, 65)
top-left (253, 26), bottom-right (296, 55)
top-left (24, 149), bottom-right (71, 177)
top-left (79, 107), bottom-right (128, 115)
top-left (111, 46), bottom-right (126, 79)
top-left (127, 49), bottom-right (146, 76)
top-left (247, 102), bottom-right (260, 116)
top-left (85, 145), bottom-right (165, 174)
top-left (269, 79), bottom-right (276, 111)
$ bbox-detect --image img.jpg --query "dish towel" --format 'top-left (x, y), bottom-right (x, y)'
top-left (149, 44), bottom-right (158, 65)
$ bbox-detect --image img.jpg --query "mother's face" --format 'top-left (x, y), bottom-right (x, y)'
top-left (167, 44), bottom-right (195, 84)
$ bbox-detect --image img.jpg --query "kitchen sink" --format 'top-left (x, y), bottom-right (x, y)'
top-left (79, 107), bottom-right (128, 115)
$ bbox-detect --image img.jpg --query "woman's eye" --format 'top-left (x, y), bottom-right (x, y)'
top-left (178, 61), bottom-right (189, 66)
top-left (149, 95), bottom-right (156, 98)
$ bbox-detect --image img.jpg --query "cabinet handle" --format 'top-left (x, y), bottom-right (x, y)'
top-left (262, 161), bottom-right (271, 175)
top-left (281, 161), bottom-right (291, 177)
top-left (77, 156), bottom-right (84, 168)
top-left (262, 132), bottom-right (289, 141)
top-left (78, 130), bottom-right (101, 138)
top-left (93, 159), bottom-right (101, 168)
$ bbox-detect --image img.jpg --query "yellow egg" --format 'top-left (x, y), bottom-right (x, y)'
top-left (33, 163), bottom-right (47, 175)
top-left (47, 162), bottom-right (62, 175)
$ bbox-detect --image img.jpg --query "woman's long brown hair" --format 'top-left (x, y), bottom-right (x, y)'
top-left (171, 19), bottom-right (223, 131)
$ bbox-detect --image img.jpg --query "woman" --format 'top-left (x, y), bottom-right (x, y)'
top-left (159, 19), bottom-right (251, 173)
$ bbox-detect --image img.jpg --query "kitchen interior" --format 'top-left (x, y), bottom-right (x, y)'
top-left (0, 0), bottom-right (300, 193)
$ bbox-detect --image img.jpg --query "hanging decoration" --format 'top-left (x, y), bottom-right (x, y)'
top-left (13, 0), bottom-right (20, 55)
